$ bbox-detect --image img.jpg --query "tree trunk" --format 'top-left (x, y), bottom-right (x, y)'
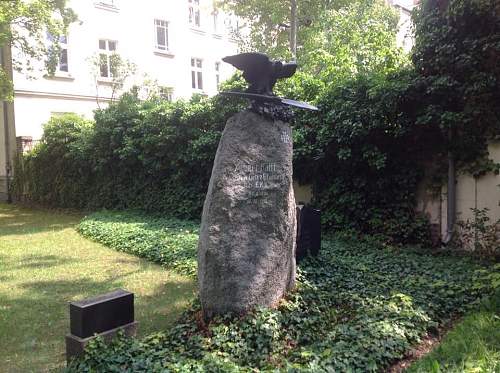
top-left (290, 0), bottom-right (298, 59)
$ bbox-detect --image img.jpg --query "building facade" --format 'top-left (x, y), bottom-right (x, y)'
top-left (386, 0), bottom-right (418, 53)
top-left (12, 0), bottom-right (238, 139)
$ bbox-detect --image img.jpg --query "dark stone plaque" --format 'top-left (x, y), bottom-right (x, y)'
top-left (296, 205), bottom-right (321, 262)
top-left (69, 289), bottom-right (134, 338)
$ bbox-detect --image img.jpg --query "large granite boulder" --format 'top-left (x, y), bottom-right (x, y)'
top-left (198, 110), bottom-right (296, 318)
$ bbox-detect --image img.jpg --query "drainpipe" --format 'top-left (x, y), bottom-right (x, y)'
top-left (443, 128), bottom-right (456, 244)
top-left (1, 45), bottom-right (13, 203)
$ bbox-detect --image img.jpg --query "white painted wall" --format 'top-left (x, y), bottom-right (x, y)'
top-left (417, 142), bottom-right (500, 242)
top-left (13, 0), bottom-right (238, 138)
top-left (440, 142), bottom-right (500, 237)
top-left (392, 0), bottom-right (415, 53)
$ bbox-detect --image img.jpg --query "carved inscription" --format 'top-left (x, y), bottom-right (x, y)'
top-left (234, 162), bottom-right (285, 202)
top-left (280, 128), bottom-right (292, 144)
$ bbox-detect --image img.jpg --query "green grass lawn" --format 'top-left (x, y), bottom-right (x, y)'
top-left (0, 203), bottom-right (196, 373)
top-left (407, 292), bottom-right (500, 373)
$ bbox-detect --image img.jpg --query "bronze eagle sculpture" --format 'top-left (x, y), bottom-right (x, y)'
top-left (222, 52), bottom-right (297, 96)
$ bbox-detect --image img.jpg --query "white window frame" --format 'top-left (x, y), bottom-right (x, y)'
top-left (58, 35), bottom-right (69, 73)
top-left (47, 33), bottom-right (69, 74)
top-left (98, 39), bottom-right (117, 78)
top-left (160, 87), bottom-right (174, 101)
top-left (188, 0), bottom-right (201, 28)
top-left (154, 19), bottom-right (169, 51)
top-left (224, 14), bottom-right (240, 37)
top-left (191, 57), bottom-right (203, 91)
top-left (96, 0), bottom-right (118, 7)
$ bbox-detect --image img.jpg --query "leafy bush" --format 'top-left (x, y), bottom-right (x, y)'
top-left (412, 0), bottom-right (500, 176)
top-left (14, 89), bottom-right (244, 218)
top-left (68, 233), bottom-right (496, 372)
top-left (291, 70), bottom-right (437, 244)
top-left (77, 211), bottom-right (199, 277)
top-left (12, 113), bottom-right (94, 207)
top-left (455, 208), bottom-right (500, 260)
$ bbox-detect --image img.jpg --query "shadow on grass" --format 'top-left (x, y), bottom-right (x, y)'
top-left (1, 274), bottom-right (195, 372)
top-left (0, 203), bottom-right (82, 236)
top-left (17, 255), bottom-right (75, 269)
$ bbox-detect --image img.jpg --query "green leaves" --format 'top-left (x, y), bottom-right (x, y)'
top-left (68, 231), bottom-right (496, 372)
top-left (14, 88), bottom-right (243, 218)
top-left (0, 0), bottom-right (78, 99)
top-left (77, 211), bottom-right (199, 277)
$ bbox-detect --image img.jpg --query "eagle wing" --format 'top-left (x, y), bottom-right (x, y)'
top-left (222, 52), bottom-right (270, 74)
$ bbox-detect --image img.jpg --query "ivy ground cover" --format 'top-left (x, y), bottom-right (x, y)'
top-left (77, 210), bottom-right (199, 277)
top-left (74, 211), bottom-right (498, 372)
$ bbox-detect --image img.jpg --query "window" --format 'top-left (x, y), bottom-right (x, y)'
top-left (160, 87), bottom-right (174, 101)
top-left (154, 19), bottom-right (169, 50)
top-left (47, 33), bottom-right (69, 73)
top-left (215, 61), bottom-right (220, 88)
top-left (212, 9), bottom-right (219, 33)
top-left (225, 14), bottom-right (240, 34)
top-left (94, 0), bottom-right (119, 12)
top-left (98, 39), bottom-right (117, 78)
top-left (58, 35), bottom-right (69, 72)
top-left (96, 0), bottom-right (118, 7)
top-left (188, 0), bottom-right (200, 27)
top-left (191, 58), bottom-right (203, 90)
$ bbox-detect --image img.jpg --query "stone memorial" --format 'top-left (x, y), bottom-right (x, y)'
top-left (198, 53), bottom-right (317, 319)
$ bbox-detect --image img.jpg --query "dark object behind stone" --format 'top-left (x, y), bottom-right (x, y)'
top-left (296, 206), bottom-right (321, 262)
top-left (69, 289), bottom-right (134, 338)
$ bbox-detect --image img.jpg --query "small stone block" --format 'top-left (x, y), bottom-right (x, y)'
top-left (66, 321), bottom-right (138, 364)
top-left (70, 289), bottom-right (134, 338)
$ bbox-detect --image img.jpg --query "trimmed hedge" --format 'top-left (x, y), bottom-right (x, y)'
top-left (13, 81), bottom-right (246, 219)
top-left (70, 219), bottom-right (497, 371)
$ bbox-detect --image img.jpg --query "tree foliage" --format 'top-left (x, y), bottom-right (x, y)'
top-left (412, 0), bottom-right (500, 176)
top-left (220, 0), bottom-right (351, 59)
top-left (299, 0), bottom-right (407, 82)
top-left (220, 0), bottom-right (405, 79)
top-left (0, 0), bottom-right (77, 99)
top-left (87, 52), bottom-right (137, 107)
